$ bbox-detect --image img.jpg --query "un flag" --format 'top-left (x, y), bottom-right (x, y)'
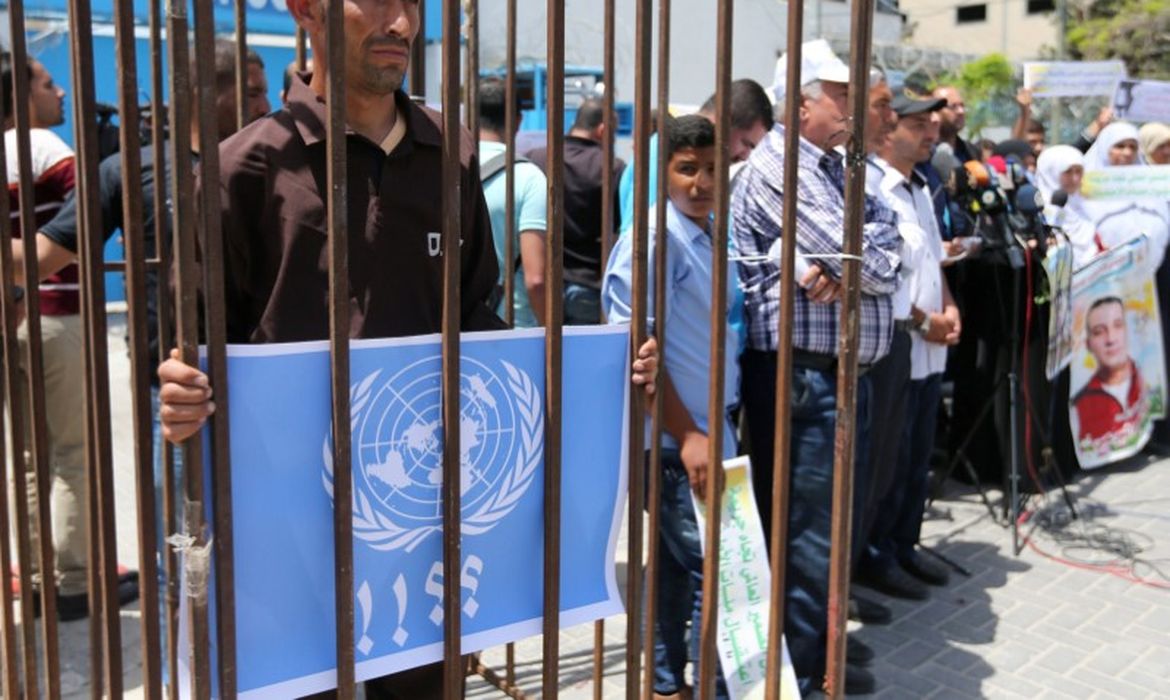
top-left (182, 326), bottom-right (630, 698)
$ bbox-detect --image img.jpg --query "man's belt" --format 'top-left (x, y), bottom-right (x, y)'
top-left (894, 318), bottom-right (916, 333)
top-left (793, 348), bottom-right (871, 375)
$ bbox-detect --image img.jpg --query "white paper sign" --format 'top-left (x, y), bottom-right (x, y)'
top-left (1113, 78), bottom-right (1170, 123)
top-left (1082, 166), bottom-right (1170, 200)
top-left (693, 456), bottom-right (800, 699)
top-left (1024, 61), bottom-right (1126, 98)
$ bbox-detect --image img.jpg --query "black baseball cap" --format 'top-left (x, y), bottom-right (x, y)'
top-left (892, 94), bottom-right (947, 117)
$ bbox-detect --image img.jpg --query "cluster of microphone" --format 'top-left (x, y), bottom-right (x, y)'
top-left (930, 143), bottom-right (1065, 266)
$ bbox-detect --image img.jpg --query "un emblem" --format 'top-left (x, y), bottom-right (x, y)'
top-left (323, 357), bottom-right (543, 552)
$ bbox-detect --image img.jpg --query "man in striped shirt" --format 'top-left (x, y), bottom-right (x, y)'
top-left (732, 39), bottom-right (901, 696)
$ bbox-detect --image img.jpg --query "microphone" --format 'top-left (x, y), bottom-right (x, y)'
top-left (931, 143), bottom-right (958, 193)
top-left (1050, 190), bottom-right (1069, 208)
top-left (1015, 183), bottom-right (1044, 217)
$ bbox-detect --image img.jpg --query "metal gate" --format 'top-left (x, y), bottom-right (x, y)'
top-left (0, 0), bottom-right (878, 696)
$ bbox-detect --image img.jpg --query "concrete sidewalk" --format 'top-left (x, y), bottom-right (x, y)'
top-left (35, 320), bottom-right (1170, 697)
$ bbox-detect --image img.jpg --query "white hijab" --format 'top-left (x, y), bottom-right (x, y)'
top-left (1084, 122), bottom-right (1145, 171)
top-left (1036, 145), bottom-right (1097, 267)
top-left (1081, 123), bottom-right (1169, 269)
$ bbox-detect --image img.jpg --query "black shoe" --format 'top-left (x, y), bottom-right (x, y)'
top-left (844, 664), bottom-right (876, 695)
top-left (848, 594), bottom-right (892, 625)
top-left (57, 571), bottom-right (139, 623)
top-left (846, 637), bottom-right (874, 666)
top-left (900, 550), bottom-right (950, 587)
top-left (857, 563), bottom-right (929, 600)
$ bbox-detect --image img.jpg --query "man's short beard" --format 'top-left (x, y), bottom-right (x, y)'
top-left (360, 64), bottom-right (405, 95)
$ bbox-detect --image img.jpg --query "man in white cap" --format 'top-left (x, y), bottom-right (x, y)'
top-left (733, 39), bottom-right (902, 696)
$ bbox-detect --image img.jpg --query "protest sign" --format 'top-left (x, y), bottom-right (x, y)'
top-left (693, 457), bottom-right (799, 699)
top-left (1044, 240), bottom-right (1075, 379)
top-left (1023, 60), bottom-right (1126, 98)
top-left (1082, 166), bottom-right (1170, 201)
top-left (180, 326), bottom-right (630, 698)
top-left (1112, 78), bottom-right (1170, 123)
top-left (1068, 237), bottom-right (1165, 468)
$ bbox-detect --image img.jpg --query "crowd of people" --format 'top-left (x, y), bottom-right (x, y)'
top-left (4, 0), bottom-right (1170, 696)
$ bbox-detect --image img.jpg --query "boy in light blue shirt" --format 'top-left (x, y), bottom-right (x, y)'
top-left (604, 115), bottom-right (737, 699)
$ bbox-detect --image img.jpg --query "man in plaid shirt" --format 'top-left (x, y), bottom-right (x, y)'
top-left (733, 39), bottom-right (902, 696)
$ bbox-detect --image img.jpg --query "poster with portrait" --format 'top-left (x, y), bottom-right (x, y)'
top-left (1068, 237), bottom-right (1166, 468)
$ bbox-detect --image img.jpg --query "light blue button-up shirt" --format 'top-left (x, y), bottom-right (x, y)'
top-left (603, 199), bottom-right (740, 458)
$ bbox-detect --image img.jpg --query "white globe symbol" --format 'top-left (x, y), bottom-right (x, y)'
top-left (355, 357), bottom-right (517, 525)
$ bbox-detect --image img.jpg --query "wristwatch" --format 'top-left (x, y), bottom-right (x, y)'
top-left (917, 314), bottom-right (931, 335)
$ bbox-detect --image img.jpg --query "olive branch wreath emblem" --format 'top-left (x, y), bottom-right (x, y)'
top-left (323, 360), bottom-right (544, 553)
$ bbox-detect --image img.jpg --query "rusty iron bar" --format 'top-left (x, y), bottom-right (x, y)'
top-left (542, 0), bottom-right (566, 695)
top-left (594, 0), bottom-right (616, 692)
top-left (146, 0), bottom-right (180, 695)
top-left (296, 26), bottom-right (308, 71)
top-left (468, 653), bottom-right (526, 698)
top-left (625, 0), bottom-right (652, 696)
top-left (763, 5), bottom-right (804, 699)
top-left (409, 0), bottom-right (425, 97)
top-left (6, 0), bottom-right (61, 694)
top-left (191, 0), bottom-right (240, 694)
top-left (0, 34), bottom-right (30, 700)
top-left (506, 641), bottom-right (517, 691)
top-left (102, 258), bottom-right (163, 273)
top-left (825, 0), bottom-right (877, 695)
top-left (591, 619), bottom-right (604, 700)
top-left (466, 0), bottom-right (479, 139)
top-left (235, 0), bottom-right (247, 130)
top-left (165, 0), bottom-right (211, 694)
top-left (66, 0), bottom-right (125, 691)
top-left (440, 0), bottom-right (464, 697)
top-left (598, 0), bottom-right (617, 273)
top-left (321, 0), bottom-right (357, 693)
top-left (111, 0), bottom-right (163, 693)
top-left (697, 1), bottom-right (734, 698)
top-left (641, 0), bottom-right (671, 695)
top-left (502, 0), bottom-right (516, 327)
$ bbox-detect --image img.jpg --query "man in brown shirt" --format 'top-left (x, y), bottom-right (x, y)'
top-left (158, 0), bottom-right (657, 696)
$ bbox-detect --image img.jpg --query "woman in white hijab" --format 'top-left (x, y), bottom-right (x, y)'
top-left (1036, 145), bottom-right (1099, 267)
top-left (1082, 122), bottom-right (1169, 269)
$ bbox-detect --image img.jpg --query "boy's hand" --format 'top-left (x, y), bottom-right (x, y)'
top-left (633, 336), bottom-right (659, 397)
top-left (158, 348), bottom-right (215, 443)
top-left (679, 431), bottom-right (711, 500)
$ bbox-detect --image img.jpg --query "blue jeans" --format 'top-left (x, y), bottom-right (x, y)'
top-left (563, 282), bottom-right (601, 325)
top-left (740, 352), bottom-right (871, 695)
top-left (865, 374), bottom-right (942, 569)
top-left (645, 449), bottom-right (728, 698)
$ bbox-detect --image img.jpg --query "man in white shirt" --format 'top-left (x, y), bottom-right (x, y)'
top-left (859, 94), bottom-right (961, 596)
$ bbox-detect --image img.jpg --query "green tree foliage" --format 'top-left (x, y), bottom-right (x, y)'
top-left (1067, 0), bottom-right (1170, 79)
top-left (933, 53), bottom-right (1016, 136)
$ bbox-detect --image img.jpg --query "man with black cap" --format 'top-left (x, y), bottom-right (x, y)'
top-left (859, 93), bottom-right (959, 599)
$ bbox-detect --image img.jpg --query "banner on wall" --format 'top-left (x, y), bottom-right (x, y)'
top-left (179, 326), bottom-right (630, 698)
top-left (1068, 237), bottom-right (1165, 469)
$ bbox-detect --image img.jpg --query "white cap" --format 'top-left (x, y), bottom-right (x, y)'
top-left (771, 39), bottom-right (850, 104)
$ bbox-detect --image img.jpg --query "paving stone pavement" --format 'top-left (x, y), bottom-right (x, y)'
top-left (34, 320), bottom-right (1170, 697)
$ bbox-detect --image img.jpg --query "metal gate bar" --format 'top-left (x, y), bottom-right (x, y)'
top-left (465, 0), bottom-right (479, 139)
top-left (764, 2), bottom-right (805, 698)
top-left (641, 0), bottom-right (671, 694)
top-left (6, 0), bottom-right (61, 695)
top-left (697, 2), bottom-right (733, 698)
top-left (825, 0), bottom-right (878, 696)
top-left (440, 0), bottom-right (465, 696)
top-left (502, 0), bottom-right (517, 328)
top-left (109, 0), bottom-right (163, 693)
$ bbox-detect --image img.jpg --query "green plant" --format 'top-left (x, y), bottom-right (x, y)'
top-left (933, 53), bottom-right (1017, 137)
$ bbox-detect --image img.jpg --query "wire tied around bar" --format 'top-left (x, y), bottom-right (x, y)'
top-left (168, 502), bottom-right (213, 604)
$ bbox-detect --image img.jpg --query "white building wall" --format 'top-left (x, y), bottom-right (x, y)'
top-left (468, 0), bottom-right (905, 110)
top-left (898, 0), bottom-right (1059, 62)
